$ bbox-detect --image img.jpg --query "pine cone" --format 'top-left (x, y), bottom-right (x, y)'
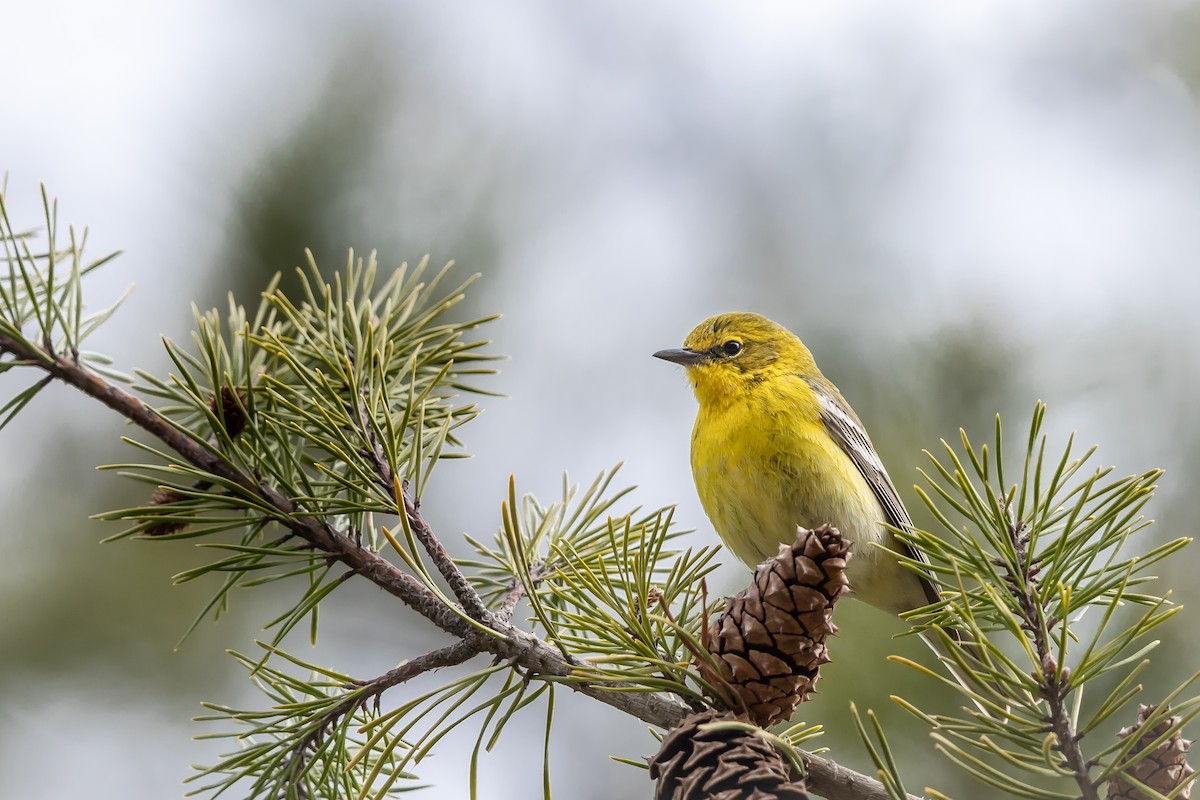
top-left (649, 710), bottom-right (810, 800)
top-left (143, 487), bottom-right (190, 536)
top-left (212, 384), bottom-right (249, 438)
top-left (701, 525), bottom-right (849, 727)
top-left (143, 384), bottom-right (247, 536)
top-left (1107, 704), bottom-right (1194, 800)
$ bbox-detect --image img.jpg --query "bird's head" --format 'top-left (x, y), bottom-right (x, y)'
top-left (653, 312), bottom-right (819, 404)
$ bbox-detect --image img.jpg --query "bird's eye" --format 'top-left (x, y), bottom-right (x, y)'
top-left (721, 340), bottom-right (742, 356)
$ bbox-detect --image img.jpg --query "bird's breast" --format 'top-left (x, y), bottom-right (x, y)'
top-left (690, 388), bottom-right (886, 570)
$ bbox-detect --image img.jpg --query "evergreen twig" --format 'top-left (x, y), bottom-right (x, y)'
top-left (277, 639), bottom-right (484, 792)
top-left (889, 406), bottom-right (1195, 799)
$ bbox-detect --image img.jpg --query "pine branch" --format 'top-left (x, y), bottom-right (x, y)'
top-left (403, 493), bottom-right (489, 621)
top-left (0, 189), bottom-right (951, 799)
top-left (350, 380), bottom-right (488, 618)
top-left (0, 332), bottom-right (647, 692)
top-left (2, 334), bottom-right (470, 632)
top-left (277, 639), bottom-right (484, 792)
top-left (0, 331), bottom-right (916, 800)
top-left (892, 405), bottom-right (1196, 799)
top-left (1006, 507), bottom-right (1097, 800)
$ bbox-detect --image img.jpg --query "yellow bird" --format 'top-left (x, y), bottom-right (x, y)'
top-left (654, 312), bottom-right (938, 616)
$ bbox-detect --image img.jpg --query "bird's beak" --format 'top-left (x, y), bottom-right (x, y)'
top-left (653, 348), bottom-right (709, 367)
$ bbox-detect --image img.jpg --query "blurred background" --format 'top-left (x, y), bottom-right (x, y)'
top-left (3, 1), bottom-right (1200, 797)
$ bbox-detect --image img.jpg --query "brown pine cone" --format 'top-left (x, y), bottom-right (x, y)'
top-left (649, 710), bottom-right (810, 800)
top-left (1107, 704), bottom-right (1194, 800)
top-left (212, 384), bottom-right (249, 438)
top-left (143, 384), bottom-right (248, 536)
top-left (142, 487), bottom-right (191, 536)
top-left (701, 525), bottom-right (849, 727)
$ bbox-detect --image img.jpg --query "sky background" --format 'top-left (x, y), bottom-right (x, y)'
top-left (3, 1), bottom-right (1200, 798)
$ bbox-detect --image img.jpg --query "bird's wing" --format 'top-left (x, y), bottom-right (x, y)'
top-left (807, 378), bottom-right (942, 607)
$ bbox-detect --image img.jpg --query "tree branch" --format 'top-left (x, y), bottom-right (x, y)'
top-left (1007, 512), bottom-right (1098, 800)
top-left (280, 638), bottom-right (485, 790)
top-left (0, 333), bottom-right (910, 800)
top-left (404, 494), bottom-right (490, 620)
top-left (352, 386), bottom-right (490, 621)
